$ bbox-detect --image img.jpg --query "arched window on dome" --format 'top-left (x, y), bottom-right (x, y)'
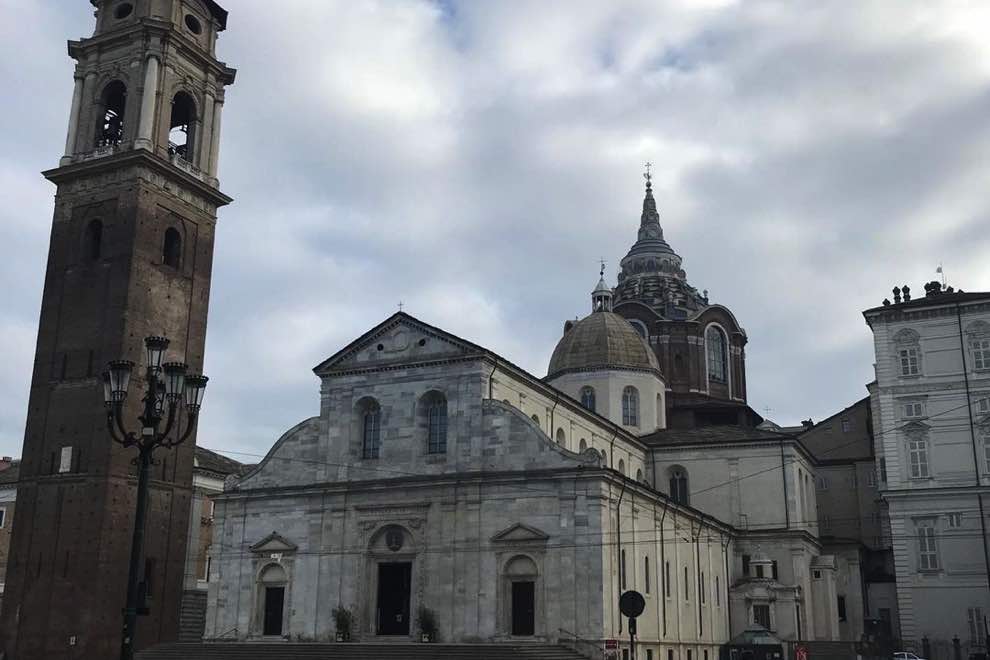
top-left (579, 438), bottom-right (588, 453)
top-left (617, 459), bottom-right (626, 476)
top-left (555, 428), bottom-right (565, 446)
top-left (531, 414), bottom-right (541, 429)
top-left (706, 325), bottom-right (728, 384)
top-left (669, 466), bottom-right (689, 505)
top-left (580, 386), bottom-right (596, 412)
top-left (622, 386), bottom-right (639, 427)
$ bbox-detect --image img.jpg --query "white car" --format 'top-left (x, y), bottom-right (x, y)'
top-left (894, 652), bottom-right (926, 660)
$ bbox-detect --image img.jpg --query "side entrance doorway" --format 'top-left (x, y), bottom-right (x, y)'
top-left (511, 580), bottom-right (535, 636)
top-left (263, 585), bottom-right (285, 636)
top-left (377, 562), bottom-right (412, 635)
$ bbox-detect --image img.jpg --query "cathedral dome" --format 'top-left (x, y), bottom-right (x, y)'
top-left (547, 311), bottom-right (660, 380)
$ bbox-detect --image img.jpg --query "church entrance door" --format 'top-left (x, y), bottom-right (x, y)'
top-left (511, 581), bottom-right (535, 636)
top-left (377, 562), bottom-right (412, 635)
top-left (263, 586), bottom-right (284, 636)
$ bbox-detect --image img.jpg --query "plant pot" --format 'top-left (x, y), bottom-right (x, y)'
top-left (421, 633), bottom-right (433, 643)
top-left (336, 633), bottom-right (349, 642)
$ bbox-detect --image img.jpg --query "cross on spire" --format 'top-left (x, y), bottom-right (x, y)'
top-left (762, 405), bottom-right (773, 417)
top-left (643, 161), bottom-right (653, 184)
top-left (599, 258), bottom-right (606, 278)
top-left (398, 301), bottom-right (404, 312)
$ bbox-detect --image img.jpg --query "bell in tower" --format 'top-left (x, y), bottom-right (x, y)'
top-left (1, 2), bottom-right (236, 659)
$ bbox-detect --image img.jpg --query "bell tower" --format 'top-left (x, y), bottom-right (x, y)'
top-left (1, 2), bottom-right (235, 658)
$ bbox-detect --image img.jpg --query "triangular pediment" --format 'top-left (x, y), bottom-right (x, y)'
top-left (249, 531), bottom-right (298, 554)
top-left (902, 420), bottom-right (930, 436)
top-left (491, 523), bottom-right (550, 544)
top-left (314, 313), bottom-right (489, 375)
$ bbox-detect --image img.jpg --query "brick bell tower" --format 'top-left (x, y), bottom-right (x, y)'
top-left (1, 2), bottom-right (235, 658)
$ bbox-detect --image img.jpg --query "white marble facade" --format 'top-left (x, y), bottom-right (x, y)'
top-left (205, 311), bottom-right (861, 653)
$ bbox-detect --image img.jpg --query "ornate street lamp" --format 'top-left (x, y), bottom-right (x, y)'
top-left (103, 335), bottom-right (208, 660)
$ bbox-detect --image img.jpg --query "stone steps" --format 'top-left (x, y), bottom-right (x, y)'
top-left (137, 642), bottom-right (588, 660)
top-left (177, 590), bottom-right (208, 642)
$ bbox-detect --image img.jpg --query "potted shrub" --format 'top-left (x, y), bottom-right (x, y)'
top-left (333, 606), bottom-right (353, 642)
top-left (418, 605), bottom-right (438, 642)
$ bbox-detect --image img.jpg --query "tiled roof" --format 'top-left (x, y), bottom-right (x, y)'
top-left (0, 461), bottom-right (20, 486)
top-left (642, 424), bottom-right (796, 447)
top-left (194, 446), bottom-right (245, 476)
top-left (548, 311), bottom-right (660, 379)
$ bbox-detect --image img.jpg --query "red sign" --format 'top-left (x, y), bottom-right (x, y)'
top-left (605, 640), bottom-right (619, 650)
top-left (796, 645), bottom-right (809, 660)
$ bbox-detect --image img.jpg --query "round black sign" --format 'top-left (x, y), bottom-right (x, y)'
top-left (385, 527), bottom-right (404, 552)
top-left (619, 590), bottom-right (646, 618)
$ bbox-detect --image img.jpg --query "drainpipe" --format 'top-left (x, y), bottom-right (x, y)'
top-left (780, 437), bottom-right (790, 529)
top-left (659, 501), bottom-right (668, 637)
top-left (488, 357), bottom-right (499, 399)
top-left (694, 523), bottom-right (703, 636)
top-left (956, 303), bottom-right (990, 593)
top-left (616, 467), bottom-right (628, 635)
top-left (723, 536), bottom-right (731, 637)
top-left (550, 391), bottom-right (560, 440)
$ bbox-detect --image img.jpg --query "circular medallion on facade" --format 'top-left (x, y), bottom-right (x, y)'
top-left (385, 526), bottom-right (404, 552)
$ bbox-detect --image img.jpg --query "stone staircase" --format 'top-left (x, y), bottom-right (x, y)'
top-left (137, 642), bottom-right (588, 660)
top-left (177, 590), bottom-right (209, 642)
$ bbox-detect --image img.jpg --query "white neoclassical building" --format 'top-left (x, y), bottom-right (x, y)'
top-left (865, 283), bottom-right (990, 651)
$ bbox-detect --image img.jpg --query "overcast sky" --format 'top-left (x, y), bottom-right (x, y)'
top-left (1, 1), bottom-right (989, 462)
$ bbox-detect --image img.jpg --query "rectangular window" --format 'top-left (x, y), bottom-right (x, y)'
top-left (948, 512), bottom-right (963, 528)
top-left (648, 652), bottom-right (654, 660)
top-left (917, 522), bottom-right (939, 570)
top-left (701, 571), bottom-right (706, 604)
top-left (908, 438), bottom-right (930, 478)
top-left (837, 595), bottom-right (847, 622)
top-left (903, 401), bottom-right (924, 418)
top-left (984, 433), bottom-right (990, 474)
top-left (867, 471), bottom-right (876, 487)
top-left (755, 564), bottom-right (764, 578)
top-left (969, 607), bottom-right (987, 644)
top-left (665, 561), bottom-right (671, 598)
top-left (977, 397), bottom-right (990, 414)
top-left (688, 650), bottom-right (693, 660)
top-left (772, 561), bottom-right (778, 580)
top-left (822, 515), bottom-right (832, 530)
top-left (841, 419), bottom-right (850, 433)
top-left (684, 566), bottom-right (689, 602)
top-left (900, 347), bottom-right (920, 376)
top-left (669, 650), bottom-right (674, 660)
top-left (58, 446), bottom-right (73, 473)
top-left (818, 476), bottom-right (829, 490)
top-left (880, 457), bottom-right (888, 482)
top-left (0, 508), bottom-right (5, 528)
top-left (753, 604), bottom-right (771, 629)
top-left (974, 339), bottom-right (990, 371)
top-left (623, 651), bottom-right (629, 660)
top-left (143, 557), bottom-right (156, 599)
top-left (645, 557), bottom-right (651, 595)
top-left (742, 554), bottom-right (751, 576)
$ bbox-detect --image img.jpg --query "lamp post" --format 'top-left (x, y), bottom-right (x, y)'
top-left (103, 335), bottom-right (208, 660)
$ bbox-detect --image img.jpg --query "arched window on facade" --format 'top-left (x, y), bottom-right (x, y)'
top-left (580, 386), bottom-right (596, 412)
top-left (622, 386), bottom-right (639, 426)
top-left (656, 393), bottom-right (663, 428)
top-left (169, 92), bottom-right (197, 161)
top-left (706, 325), bottom-right (728, 383)
top-left (555, 428), bottom-right (565, 445)
top-left (163, 227), bottom-right (182, 268)
top-left (358, 398), bottom-right (381, 459)
top-left (419, 391), bottom-right (447, 454)
top-left (579, 438), bottom-right (587, 453)
top-left (97, 81), bottom-right (127, 147)
top-left (84, 219), bottom-right (103, 261)
top-left (617, 459), bottom-right (626, 476)
top-left (531, 414), bottom-right (541, 429)
top-left (669, 467), bottom-right (689, 505)
top-left (258, 563), bottom-right (287, 636)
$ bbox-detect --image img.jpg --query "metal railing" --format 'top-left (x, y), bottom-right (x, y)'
top-left (559, 628), bottom-right (605, 660)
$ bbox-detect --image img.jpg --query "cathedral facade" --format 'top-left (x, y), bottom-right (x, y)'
top-left (205, 181), bottom-right (861, 654)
